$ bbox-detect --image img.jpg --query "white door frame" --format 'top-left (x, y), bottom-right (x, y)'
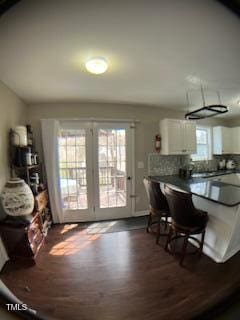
top-left (59, 121), bottom-right (95, 222)
top-left (93, 122), bottom-right (134, 220)
top-left (59, 119), bottom-right (135, 222)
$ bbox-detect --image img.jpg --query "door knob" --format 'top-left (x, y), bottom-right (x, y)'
top-left (127, 176), bottom-right (132, 180)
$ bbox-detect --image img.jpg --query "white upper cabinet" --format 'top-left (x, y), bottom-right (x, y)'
top-left (159, 119), bottom-right (196, 155)
top-left (232, 127), bottom-right (240, 154)
top-left (184, 121), bottom-right (197, 154)
top-left (213, 126), bottom-right (233, 155)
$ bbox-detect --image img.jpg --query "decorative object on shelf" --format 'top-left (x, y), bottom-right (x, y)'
top-left (30, 172), bottom-right (40, 195)
top-left (26, 124), bottom-right (33, 146)
top-left (185, 87), bottom-right (228, 120)
top-left (9, 126), bottom-right (43, 188)
top-left (12, 126), bottom-right (27, 146)
top-left (1, 178), bottom-right (34, 216)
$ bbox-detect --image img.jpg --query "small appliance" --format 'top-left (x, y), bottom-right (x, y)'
top-left (218, 159), bottom-right (226, 170)
top-left (179, 168), bottom-right (192, 179)
top-left (226, 160), bottom-right (236, 170)
top-left (14, 147), bottom-right (32, 167)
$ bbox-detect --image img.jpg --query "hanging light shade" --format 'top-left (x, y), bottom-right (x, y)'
top-left (185, 87), bottom-right (229, 120)
top-left (1, 178), bottom-right (34, 216)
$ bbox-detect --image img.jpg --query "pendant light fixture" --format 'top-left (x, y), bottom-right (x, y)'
top-left (185, 87), bottom-right (228, 120)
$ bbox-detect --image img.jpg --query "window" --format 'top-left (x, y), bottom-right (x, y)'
top-left (191, 126), bottom-right (212, 161)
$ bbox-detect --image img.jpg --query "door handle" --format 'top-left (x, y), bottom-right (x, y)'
top-left (127, 176), bottom-right (132, 180)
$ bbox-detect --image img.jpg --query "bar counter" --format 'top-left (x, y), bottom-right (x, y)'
top-left (149, 172), bottom-right (240, 263)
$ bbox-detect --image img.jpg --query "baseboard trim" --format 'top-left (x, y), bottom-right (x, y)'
top-left (132, 210), bottom-right (148, 217)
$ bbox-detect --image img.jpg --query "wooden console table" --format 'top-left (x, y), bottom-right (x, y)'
top-left (0, 189), bottom-right (51, 261)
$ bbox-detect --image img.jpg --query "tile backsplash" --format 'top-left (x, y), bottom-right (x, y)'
top-left (148, 153), bottom-right (240, 176)
top-left (148, 154), bottom-right (188, 176)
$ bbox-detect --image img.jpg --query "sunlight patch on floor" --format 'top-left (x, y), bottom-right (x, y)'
top-left (50, 221), bottom-right (117, 256)
top-left (86, 221), bottom-right (117, 234)
top-left (60, 224), bottom-right (78, 234)
top-left (49, 233), bottom-right (101, 255)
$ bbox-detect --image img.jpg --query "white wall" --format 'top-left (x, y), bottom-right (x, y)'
top-left (27, 102), bottom-right (227, 213)
top-left (224, 118), bottom-right (240, 127)
top-left (0, 81), bottom-right (27, 270)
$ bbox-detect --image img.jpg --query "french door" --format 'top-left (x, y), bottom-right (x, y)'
top-left (58, 121), bottom-right (133, 222)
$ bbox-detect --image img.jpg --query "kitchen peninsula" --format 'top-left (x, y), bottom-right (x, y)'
top-left (150, 171), bottom-right (240, 263)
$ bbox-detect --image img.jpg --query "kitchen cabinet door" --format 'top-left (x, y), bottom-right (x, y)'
top-left (232, 127), bottom-right (240, 154)
top-left (222, 127), bottom-right (232, 154)
top-left (160, 119), bottom-right (184, 154)
top-left (159, 119), bottom-right (196, 155)
top-left (167, 120), bottom-right (184, 154)
top-left (184, 121), bottom-right (196, 153)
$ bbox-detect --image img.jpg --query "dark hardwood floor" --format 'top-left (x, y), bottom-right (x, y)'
top-left (1, 223), bottom-right (240, 320)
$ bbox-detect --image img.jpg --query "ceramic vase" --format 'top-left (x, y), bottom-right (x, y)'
top-left (1, 178), bottom-right (34, 216)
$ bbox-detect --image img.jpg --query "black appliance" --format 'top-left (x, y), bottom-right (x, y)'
top-left (13, 146), bottom-right (32, 167)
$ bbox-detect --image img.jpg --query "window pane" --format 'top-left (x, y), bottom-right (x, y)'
top-left (98, 129), bottom-right (127, 208)
top-left (192, 145), bottom-right (208, 161)
top-left (196, 129), bottom-right (207, 144)
top-left (197, 144), bottom-right (208, 157)
top-left (192, 126), bottom-right (211, 161)
top-left (58, 130), bottom-right (88, 210)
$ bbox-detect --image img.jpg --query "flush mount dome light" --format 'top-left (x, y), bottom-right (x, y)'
top-left (85, 57), bottom-right (108, 74)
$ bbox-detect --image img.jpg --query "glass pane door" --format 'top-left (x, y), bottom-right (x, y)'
top-left (58, 123), bottom-right (94, 222)
top-left (94, 123), bottom-right (132, 220)
top-left (98, 128), bottom-right (126, 208)
top-left (59, 129), bottom-right (88, 210)
top-left (57, 121), bottom-right (133, 222)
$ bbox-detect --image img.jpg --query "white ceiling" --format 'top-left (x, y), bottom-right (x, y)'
top-left (0, 0), bottom-right (239, 117)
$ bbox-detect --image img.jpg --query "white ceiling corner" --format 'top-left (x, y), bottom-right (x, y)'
top-left (0, 0), bottom-right (239, 118)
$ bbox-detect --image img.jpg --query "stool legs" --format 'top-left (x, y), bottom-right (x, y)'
top-left (165, 225), bottom-right (173, 251)
top-left (156, 215), bottom-right (161, 244)
top-left (165, 227), bottom-right (205, 266)
top-left (146, 212), bottom-right (152, 233)
top-left (180, 233), bottom-right (189, 266)
top-left (199, 230), bottom-right (205, 256)
top-left (147, 212), bottom-right (170, 243)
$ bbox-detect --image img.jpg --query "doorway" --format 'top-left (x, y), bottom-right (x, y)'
top-left (58, 121), bottom-right (134, 222)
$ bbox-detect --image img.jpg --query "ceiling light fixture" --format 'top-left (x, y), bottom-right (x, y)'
top-left (85, 57), bottom-right (108, 74)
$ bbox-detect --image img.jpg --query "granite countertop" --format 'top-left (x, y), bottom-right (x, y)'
top-left (191, 169), bottom-right (239, 178)
top-left (149, 170), bottom-right (240, 207)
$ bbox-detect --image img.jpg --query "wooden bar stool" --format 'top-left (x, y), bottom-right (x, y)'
top-left (143, 178), bottom-right (171, 244)
top-left (164, 185), bottom-right (208, 266)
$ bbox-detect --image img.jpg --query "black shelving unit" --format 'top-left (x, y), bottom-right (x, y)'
top-left (12, 164), bottom-right (43, 185)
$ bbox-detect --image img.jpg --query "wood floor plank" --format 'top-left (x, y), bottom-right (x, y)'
top-left (1, 224), bottom-right (240, 320)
